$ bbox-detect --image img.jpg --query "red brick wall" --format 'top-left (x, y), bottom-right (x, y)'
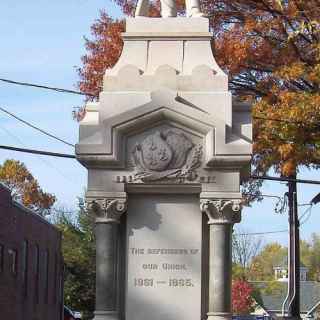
top-left (0, 184), bottom-right (63, 320)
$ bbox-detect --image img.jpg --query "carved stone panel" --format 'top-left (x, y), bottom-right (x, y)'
top-left (200, 199), bottom-right (242, 224)
top-left (86, 197), bottom-right (128, 224)
top-left (127, 125), bottom-right (203, 183)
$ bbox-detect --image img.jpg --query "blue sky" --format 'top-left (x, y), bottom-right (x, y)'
top-left (0, 0), bottom-right (318, 246)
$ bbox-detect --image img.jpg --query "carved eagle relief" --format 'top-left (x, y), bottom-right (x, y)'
top-left (132, 129), bottom-right (202, 182)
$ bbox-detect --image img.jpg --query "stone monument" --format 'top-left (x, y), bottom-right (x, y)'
top-left (76, 7), bottom-right (252, 320)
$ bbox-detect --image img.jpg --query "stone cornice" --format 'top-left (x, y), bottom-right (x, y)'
top-left (200, 199), bottom-right (242, 225)
top-left (86, 197), bottom-right (128, 224)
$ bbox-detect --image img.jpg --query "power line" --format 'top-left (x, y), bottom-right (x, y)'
top-left (0, 78), bottom-right (95, 97)
top-left (251, 175), bottom-right (320, 185)
top-left (0, 106), bottom-right (75, 147)
top-left (260, 193), bottom-right (283, 199)
top-left (253, 115), bottom-right (320, 128)
top-left (299, 205), bottom-right (313, 225)
top-left (236, 203), bottom-right (314, 237)
top-left (0, 77), bottom-right (316, 128)
top-left (2, 144), bottom-right (320, 184)
top-left (236, 230), bottom-right (288, 236)
top-left (0, 125), bottom-right (80, 186)
top-left (0, 77), bottom-right (317, 127)
top-left (0, 144), bottom-right (75, 159)
top-left (253, 115), bottom-right (306, 125)
top-left (246, 193), bottom-right (283, 199)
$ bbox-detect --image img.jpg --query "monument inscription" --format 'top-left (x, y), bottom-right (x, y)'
top-left (129, 247), bottom-right (199, 289)
top-left (126, 195), bottom-right (202, 320)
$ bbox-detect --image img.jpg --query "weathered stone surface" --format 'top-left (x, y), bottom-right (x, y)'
top-left (126, 194), bottom-right (202, 320)
top-left (200, 199), bottom-right (242, 225)
top-left (130, 127), bottom-right (202, 183)
top-left (76, 16), bottom-right (252, 320)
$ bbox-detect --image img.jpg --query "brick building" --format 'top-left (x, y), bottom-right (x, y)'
top-left (0, 183), bottom-right (63, 320)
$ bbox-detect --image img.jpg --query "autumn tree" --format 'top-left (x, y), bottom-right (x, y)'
top-left (0, 159), bottom-right (56, 215)
top-left (200, 0), bottom-right (320, 180)
top-left (77, 12), bottom-right (125, 101)
top-left (77, 1), bottom-right (320, 198)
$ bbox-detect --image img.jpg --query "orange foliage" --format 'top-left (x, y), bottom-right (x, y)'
top-left (77, 0), bottom-right (320, 183)
top-left (0, 159), bottom-right (56, 215)
top-left (77, 11), bottom-right (125, 100)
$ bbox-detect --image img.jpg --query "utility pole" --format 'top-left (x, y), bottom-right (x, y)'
top-left (252, 174), bottom-right (320, 320)
top-left (287, 175), bottom-right (301, 320)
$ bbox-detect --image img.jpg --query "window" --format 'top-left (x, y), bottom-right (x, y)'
top-left (53, 252), bottom-right (58, 304)
top-left (44, 249), bottom-right (49, 304)
top-left (8, 248), bottom-right (17, 276)
top-left (22, 240), bottom-right (28, 297)
top-left (34, 245), bottom-right (40, 304)
top-left (0, 244), bottom-right (4, 272)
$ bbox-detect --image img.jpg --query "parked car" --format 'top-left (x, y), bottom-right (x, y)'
top-left (73, 311), bottom-right (82, 319)
top-left (64, 306), bottom-right (76, 320)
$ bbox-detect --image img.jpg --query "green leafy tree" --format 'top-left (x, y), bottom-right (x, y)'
top-left (54, 201), bottom-right (96, 320)
top-left (232, 263), bottom-right (248, 280)
top-left (249, 243), bottom-right (287, 281)
top-left (301, 234), bottom-right (320, 281)
top-left (309, 233), bottom-right (320, 281)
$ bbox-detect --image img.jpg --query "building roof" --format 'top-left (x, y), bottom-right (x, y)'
top-left (0, 182), bottom-right (58, 230)
top-left (0, 182), bottom-right (11, 192)
top-left (251, 281), bottom-right (320, 314)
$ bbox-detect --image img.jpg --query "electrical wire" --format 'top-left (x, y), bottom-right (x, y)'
top-left (0, 77), bottom-right (317, 128)
top-left (253, 115), bottom-right (320, 128)
top-left (246, 193), bottom-right (284, 200)
top-left (260, 194), bottom-right (283, 199)
top-left (253, 115), bottom-right (309, 125)
top-left (236, 230), bottom-right (288, 236)
top-left (299, 205), bottom-right (313, 225)
top-left (0, 106), bottom-right (75, 147)
top-left (237, 202), bottom-right (314, 237)
top-left (1, 76), bottom-right (320, 133)
top-left (0, 78), bottom-right (95, 97)
top-left (251, 175), bottom-right (320, 185)
top-left (246, 192), bottom-right (287, 214)
top-left (0, 144), bottom-right (75, 158)
top-left (0, 126), bottom-right (80, 186)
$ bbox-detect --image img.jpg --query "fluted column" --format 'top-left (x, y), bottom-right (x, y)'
top-left (200, 199), bottom-right (242, 320)
top-left (87, 197), bottom-right (127, 320)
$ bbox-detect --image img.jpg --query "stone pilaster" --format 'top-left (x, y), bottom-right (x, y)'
top-left (87, 196), bottom-right (127, 320)
top-left (200, 199), bottom-right (242, 320)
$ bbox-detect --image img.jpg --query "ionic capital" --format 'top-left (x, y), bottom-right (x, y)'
top-left (200, 199), bottom-right (242, 225)
top-left (86, 197), bottom-right (127, 224)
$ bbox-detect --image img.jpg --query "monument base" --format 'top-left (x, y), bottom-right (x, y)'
top-left (94, 311), bottom-right (119, 320)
